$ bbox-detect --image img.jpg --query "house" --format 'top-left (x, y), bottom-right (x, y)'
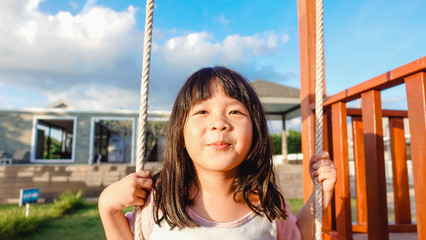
top-left (0, 100), bottom-right (170, 165)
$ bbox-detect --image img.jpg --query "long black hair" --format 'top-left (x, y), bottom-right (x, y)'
top-left (153, 66), bottom-right (286, 228)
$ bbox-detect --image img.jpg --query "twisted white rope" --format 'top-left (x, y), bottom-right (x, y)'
top-left (314, 0), bottom-right (325, 239)
top-left (135, 0), bottom-right (155, 239)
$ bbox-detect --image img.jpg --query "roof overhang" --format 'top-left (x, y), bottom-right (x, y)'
top-left (259, 96), bottom-right (300, 120)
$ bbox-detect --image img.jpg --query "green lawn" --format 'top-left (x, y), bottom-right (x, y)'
top-left (286, 198), bottom-right (304, 215)
top-left (2, 197), bottom-right (413, 239)
top-left (9, 203), bottom-right (105, 240)
top-left (1, 199), bottom-right (304, 239)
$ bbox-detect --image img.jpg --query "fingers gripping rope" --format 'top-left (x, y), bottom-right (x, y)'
top-left (315, 0), bottom-right (325, 239)
top-left (135, 0), bottom-right (155, 239)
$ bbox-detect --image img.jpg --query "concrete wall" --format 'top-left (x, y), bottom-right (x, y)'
top-left (0, 111), bottom-right (33, 159)
top-left (274, 163), bottom-right (304, 199)
top-left (0, 162), bottom-right (303, 203)
top-left (0, 163), bottom-right (162, 203)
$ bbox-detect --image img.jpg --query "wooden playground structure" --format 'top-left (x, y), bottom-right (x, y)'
top-left (297, 0), bottom-right (425, 239)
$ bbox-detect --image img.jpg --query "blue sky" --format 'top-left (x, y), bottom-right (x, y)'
top-left (0, 0), bottom-right (425, 117)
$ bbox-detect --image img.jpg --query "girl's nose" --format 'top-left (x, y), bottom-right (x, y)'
top-left (210, 116), bottom-right (230, 131)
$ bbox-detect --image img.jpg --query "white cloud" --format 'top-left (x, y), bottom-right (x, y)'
top-left (69, 1), bottom-right (79, 11)
top-left (0, 0), bottom-right (138, 75)
top-left (82, 0), bottom-right (97, 13)
top-left (213, 13), bottom-right (229, 25)
top-left (281, 34), bottom-right (290, 44)
top-left (222, 32), bottom-right (279, 58)
top-left (381, 96), bottom-right (405, 104)
top-left (0, 0), bottom-right (293, 110)
top-left (157, 32), bottom-right (220, 67)
top-left (286, 117), bottom-right (301, 131)
top-left (267, 118), bottom-right (301, 134)
top-left (45, 84), bottom-right (140, 110)
top-left (26, 0), bottom-right (43, 12)
top-left (157, 31), bottom-right (282, 67)
top-left (19, 20), bottom-right (38, 43)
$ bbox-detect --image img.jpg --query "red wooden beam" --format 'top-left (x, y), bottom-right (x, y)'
top-left (347, 108), bottom-right (408, 118)
top-left (351, 117), bottom-right (368, 226)
top-left (297, 0), bottom-right (317, 202)
top-left (353, 224), bottom-right (417, 233)
top-left (405, 71), bottom-right (426, 240)
top-left (323, 110), bottom-right (334, 234)
top-left (361, 90), bottom-right (389, 240)
top-left (331, 102), bottom-right (352, 239)
top-left (389, 117), bottom-right (412, 224)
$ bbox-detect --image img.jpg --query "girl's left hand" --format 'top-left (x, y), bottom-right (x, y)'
top-left (309, 151), bottom-right (337, 194)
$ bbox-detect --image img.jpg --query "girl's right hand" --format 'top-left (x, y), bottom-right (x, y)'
top-left (99, 170), bottom-right (153, 214)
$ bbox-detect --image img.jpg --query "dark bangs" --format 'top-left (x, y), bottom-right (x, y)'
top-left (178, 67), bottom-right (257, 112)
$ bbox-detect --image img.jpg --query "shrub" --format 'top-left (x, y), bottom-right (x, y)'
top-left (270, 130), bottom-right (302, 155)
top-left (287, 130), bottom-right (301, 154)
top-left (270, 134), bottom-right (282, 155)
top-left (0, 205), bottom-right (51, 240)
top-left (0, 190), bottom-right (85, 239)
top-left (53, 190), bottom-right (84, 216)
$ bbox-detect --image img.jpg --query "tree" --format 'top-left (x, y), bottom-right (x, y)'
top-left (287, 129), bottom-right (301, 154)
top-left (269, 129), bottom-right (302, 155)
top-left (270, 134), bottom-right (282, 155)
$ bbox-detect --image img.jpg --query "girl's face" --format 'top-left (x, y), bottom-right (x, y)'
top-left (183, 84), bottom-right (253, 176)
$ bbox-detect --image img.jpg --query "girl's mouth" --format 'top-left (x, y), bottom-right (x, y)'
top-left (208, 141), bottom-right (231, 150)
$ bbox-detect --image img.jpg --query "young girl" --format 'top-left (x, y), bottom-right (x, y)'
top-left (99, 67), bottom-right (337, 240)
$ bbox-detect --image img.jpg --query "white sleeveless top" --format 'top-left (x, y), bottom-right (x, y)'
top-left (126, 194), bottom-right (301, 240)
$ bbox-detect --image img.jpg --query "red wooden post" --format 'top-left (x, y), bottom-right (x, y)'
top-left (297, 0), bottom-right (317, 202)
top-left (323, 110), bottom-right (334, 234)
top-left (331, 102), bottom-right (352, 239)
top-left (361, 90), bottom-right (389, 240)
top-left (352, 117), bottom-right (368, 227)
top-left (405, 71), bottom-right (426, 240)
top-left (389, 117), bottom-right (412, 224)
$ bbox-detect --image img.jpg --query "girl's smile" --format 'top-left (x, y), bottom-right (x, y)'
top-left (183, 83), bottom-right (253, 174)
top-left (207, 140), bottom-right (231, 150)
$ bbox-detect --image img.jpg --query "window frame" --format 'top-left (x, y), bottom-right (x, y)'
top-left (30, 116), bottom-right (77, 163)
top-left (88, 117), bottom-right (136, 164)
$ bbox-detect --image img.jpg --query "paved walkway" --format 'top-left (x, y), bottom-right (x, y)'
top-left (274, 163), bottom-right (304, 199)
top-left (353, 233), bottom-right (418, 240)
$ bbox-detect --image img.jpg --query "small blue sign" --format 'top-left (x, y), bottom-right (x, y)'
top-left (20, 188), bottom-right (39, 206)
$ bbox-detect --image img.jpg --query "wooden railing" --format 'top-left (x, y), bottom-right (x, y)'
top-left (310, 56), bottom-right (426, 240)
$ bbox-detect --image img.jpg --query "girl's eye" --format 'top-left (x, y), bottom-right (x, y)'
top-left (194, 110), bottom-right (208, 115)
top-left (230, 110), bottom-right (243, 115)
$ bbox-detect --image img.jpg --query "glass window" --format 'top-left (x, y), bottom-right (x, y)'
top-left (91, 118), bottom-right (134, 163)
top-left (33, 117), bottom-right (76, 161)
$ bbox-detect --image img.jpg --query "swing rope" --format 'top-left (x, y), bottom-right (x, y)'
top-left (314, 0), bottom-right (325, 239)
top-left (135, 0), bottom-right (155, 239)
